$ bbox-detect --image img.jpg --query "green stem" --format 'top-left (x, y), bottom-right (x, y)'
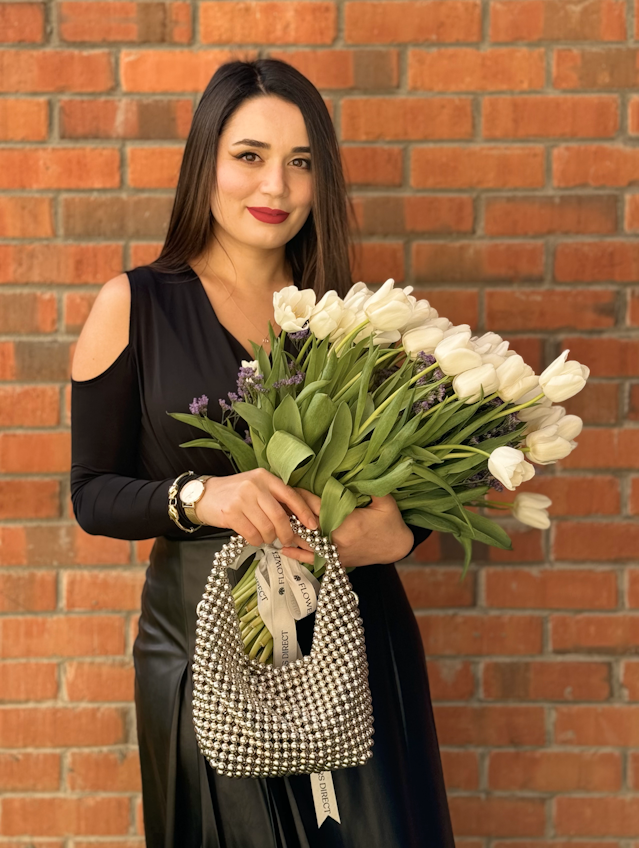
top-left (294, 334), bottom-right (313, 365)
top-left (428, 443), bottom-right (492, 459)
top-left (333, 349), bottom-right (399, 403)
top-left (332, 319), bottom-right (371, 357)
top-left (489, 392), bottom-right (545, 421)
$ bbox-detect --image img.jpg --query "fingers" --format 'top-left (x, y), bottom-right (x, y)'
top-left (293, 487), bottom-right (322, 517)
top-left (273, 480), bottom-right (319, 531)
top-left (259, 492), bottom-right (299, 546)
top-left (279, 545), bottom-right (315, 565)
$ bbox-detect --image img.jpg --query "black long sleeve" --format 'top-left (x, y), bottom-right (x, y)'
top-left (70, 345), bottom-right (189, 541)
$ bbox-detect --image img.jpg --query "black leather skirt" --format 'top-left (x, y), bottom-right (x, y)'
top-left (132, 534), bottom-right (455, 848)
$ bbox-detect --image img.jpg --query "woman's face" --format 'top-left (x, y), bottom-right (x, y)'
top-left (211, 95), bottom-right (314, 251)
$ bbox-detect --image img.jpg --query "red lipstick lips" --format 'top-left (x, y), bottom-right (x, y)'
top-left (247, 207), bottom-right (290, 224)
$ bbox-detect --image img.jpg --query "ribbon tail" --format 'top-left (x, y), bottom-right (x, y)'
top-left (310, 771), bottom-right (341, 826)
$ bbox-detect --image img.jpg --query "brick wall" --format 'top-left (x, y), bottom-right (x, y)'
top-left (0, 0), bottom-right (638, 843)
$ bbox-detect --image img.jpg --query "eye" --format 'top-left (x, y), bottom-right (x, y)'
top-left (235, 152), bottom-right (311, 169)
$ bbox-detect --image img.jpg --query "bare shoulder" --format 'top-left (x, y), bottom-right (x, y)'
top-left (71, 273), bottom-right (132, 382)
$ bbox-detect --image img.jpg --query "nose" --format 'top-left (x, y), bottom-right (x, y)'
top-left (259, 161), bottom-right (289, 198)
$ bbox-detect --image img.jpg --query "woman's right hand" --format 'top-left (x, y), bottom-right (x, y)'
top-left (193, 468), bottom-right (319, 547)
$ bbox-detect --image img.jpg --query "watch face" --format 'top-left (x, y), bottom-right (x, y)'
top-left (180, 479), bottom-right (205, 503)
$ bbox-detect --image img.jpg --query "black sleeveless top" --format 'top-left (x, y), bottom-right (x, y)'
top-left (70, 263), bottom-right (431, 552)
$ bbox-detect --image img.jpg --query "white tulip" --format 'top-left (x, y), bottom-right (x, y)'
top-left (525, 424), bottom-right (574, 464)
top-left (308, 290), bottom-right (345, 340)
top-left (241, 359), bottom-right (260, 374)
top-left (516, 383), bottom-right (552, 421)
top-left (443, 323), bottom-right (472, 338)
top-left (424, 316), bottom-right (453, 333)
top-left (364, 278), bottom-right (414, 332)
top-left (343, 282), bottom-right (372, 312)
top-left (556, 413), bottom-right (583, 442)
top-left (403, 297), bottom-right (438, 331)
top-left (495, 354), bottom-right (540, 403)
top-left (434, 330), bottom-right (483, 376)
top-left (471, 331), bottom-right (504, 350)
top-left (512, 492), bottom-right (552, 529)
top-left (452, 363), bottom-right (499, 403)
top-left (273, 286), bottom-right (316, 332)
top-left (538, 349), bottom-right (590, 402)
top-left (520, 404), bottom-right (566, 431)
top-left (488, 446), bottom-right (536, 491)
top-left (402, 326), bottom-right (445, 358)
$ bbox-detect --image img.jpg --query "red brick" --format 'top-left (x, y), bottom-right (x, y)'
top-left (556, 705), bottom-right (639, 745)
top-left (625, 571), bottom-right (639, 607)
top-left (344, 1), bottom-right (481, 44)
top-left (484, 94), bottom-right (618, 138)
top-left (68, 749), bottom-right (141, 791)
top-left (0, 341), bottom-right (16, 379)
top-left (621, 659), bottom-right (639, 697)
top-left (440, 750), bottom-right (479, 790)
top-left (64, 291), bottom-right (98, 331)
top-left (342, 97), bottom-right (473, 140)
top-left (417, 613), bottom-right (543, 655)
top-left (64, 569), bottom-right (145, 611)
top-left (0, 3), bottom-right (46, 42)
top-left (484, 568), bottom-right (617, 609)
top-left (1, 795), bottom-right (130, 837)
top-left (60, 96), bottom-right (193, 139)
top-left (135, 538), bottom-right (155, 563)
top-left (120, 48), bottom-right (239, 93)
top-left (554, 47), bottom-right (639, 90)
top-left (487, 527), bottom-right (545, 563)
top-left (409, 48), bottom-right (544, 91)
top-left (491, 0), bottom-right (626, 42)
top-left (555, 797), bottom-right (639, 836)
top-left (625, 193), bottom-right (639, 230)
top-left (59, 1), bottom-right (192, 43)
top-left (500, 474), bottom-right (621, 516)
top-left (555, 144), bottom-right (639, 189)
top-left (449, 796), bottom-right (546, 837)
top-left (427, 659), bottom-right (475, 700)
top-left (341, 145), bottom-right (403, 186)
top-left (485, 195), bottom-right (617, 236)
top-left (0, 386), bottom-right (60, 427)
top-left (0, 195), bottom-right (54, 238)
top-left (1, 524), bottom-right (130, 567)
top-left (0, 661), bottom-right (58, 702)
top-left (65, 659), bottom-right (134, 702)
top-left (398, 565), bottom-right (475, 607)
top-left (0, 291), bottom-right (57, 332)
top-left (554, 521), bottom-right (639, 560)
top-left (412, 241), bottom-right (544, 283)
top-left (0, 615), bottom-right (125, 658)
top-left (268, 48), bottom-right (397, 91)
top-left (435, 704), bottom-right (546, 745)
top-left (351, 242), bottom-right (405, 285)
top-left (0, 49), bottom-right (114, 92)
top-left (0, 242), bottom-right (122, 284)
top-left (0, 571), bottom-right (57, 612)
top-left (485, 288), bottom-right (616, 330)
top-left (561, 336), bottom-right (639, 376)
top-left (552, 614), bottom-right (639, 653)
top-left (352, 195), bottom-right (474, 235)
top-left (0, 752), bottom-right (60, 792)
top-left (489, 750), bottom-right (620, 792)
top-left (483, 660), bottom-right (611, 700)
top-left (0, 148), bottom-right (120, 189)
top-left (0, 526), bottom-right (27, 566)
top-left (630, 287), bottom-right (639, 326)
top-left (629, 95), bottom-right (639, 134)
top-left (200, 1), bottom-right (335, 44)
top-left (556, 241), bottom-right (639, 283)
top-left (0, 432), bottom-right (70, 473)
top-left (507, 336), bottom-right (544, 372)
top-left (126, 145), bottom-right (183, 188)
top-left (0, 97), bottom-right (48, 140)
top-left (563, 379), bottom-right (619, 424)
top-left (415, 288), bottom-right (479, 327)
top-left (0, 705), bottom-right (126, 747)
top-left (559, 428), bottom-right (639, 469)
top-left (412, 145), bottom-right (545, 188)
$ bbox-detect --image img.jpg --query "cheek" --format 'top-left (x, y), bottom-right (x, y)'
top-left (215, 162), bottom-right (254, 201)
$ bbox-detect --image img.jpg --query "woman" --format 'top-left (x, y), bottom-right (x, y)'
top-left (70, 57), bottom-right (455, 848)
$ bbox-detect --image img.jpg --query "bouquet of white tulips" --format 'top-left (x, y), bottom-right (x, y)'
top-left (169, 279), bottom-right (589, 664)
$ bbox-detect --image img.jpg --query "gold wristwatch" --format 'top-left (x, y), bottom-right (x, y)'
top-left (179, 474), bottom-right (213, 526)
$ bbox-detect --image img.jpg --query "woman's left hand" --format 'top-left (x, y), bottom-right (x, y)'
top-left (278, 488), bottom-right (414, 568)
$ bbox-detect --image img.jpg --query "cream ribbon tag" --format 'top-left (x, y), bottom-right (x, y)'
top-left (226, 539), bottom-right (342, 827)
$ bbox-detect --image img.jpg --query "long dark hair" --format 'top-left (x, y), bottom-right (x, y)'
top-left (146, 55), bottom-right (359, 299)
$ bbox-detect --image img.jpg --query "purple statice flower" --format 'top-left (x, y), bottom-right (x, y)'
top-left (432, 367), bottom-right (444, 381)
top-left (371, 366), bottom-right (397, 391)
top-left (189, 394), bottom-right (209, 415)
top-left (412, 384), bottom-right (447, 415)
top-left (218, 398), bottom-right (232, 412)
top-left (243, 429), bottom-right (252, 445)
top-left (470, 412), bottom-right (521, 445)
top-left (288, 324), bottom-right (310, 341)
top-left (466, 468), bottom-right (504, 493)
top-left (273, 369), bottom-right (305, 389)
top-left (415, 351), bottom-right (436, 369)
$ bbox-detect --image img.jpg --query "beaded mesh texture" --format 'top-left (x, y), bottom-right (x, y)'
top-left (192, 515), bottom-right (375, 778)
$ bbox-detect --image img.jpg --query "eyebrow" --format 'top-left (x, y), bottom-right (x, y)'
top-left (231, 138), bottom-right (311, 154)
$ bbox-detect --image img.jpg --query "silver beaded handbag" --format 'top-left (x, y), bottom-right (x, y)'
top-left (191, 515), bottom-right (375, 779)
